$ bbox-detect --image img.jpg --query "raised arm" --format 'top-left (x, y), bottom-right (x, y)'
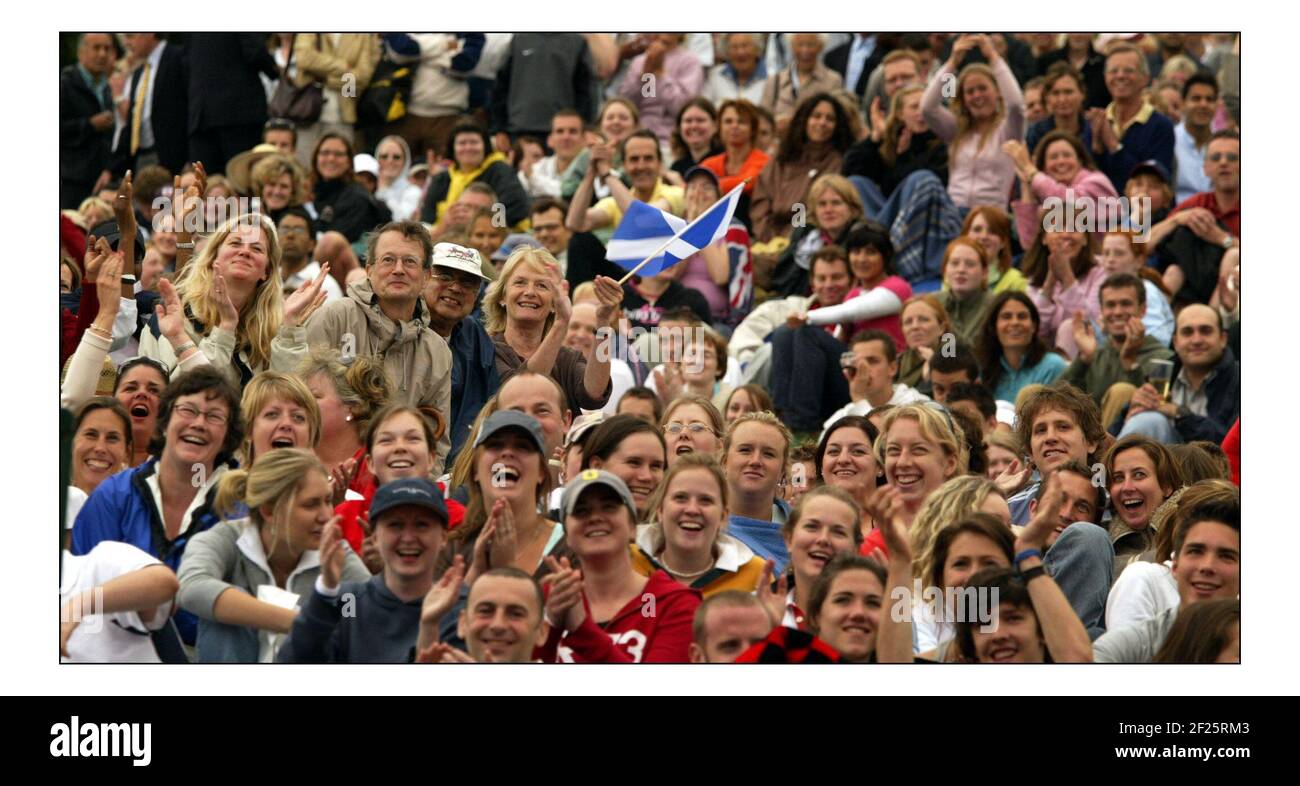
top-left (1014, 472), bottom-right (1093, 663)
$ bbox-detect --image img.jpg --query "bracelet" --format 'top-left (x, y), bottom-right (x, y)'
top-left (1014, 548), bottom-right (1042, 567)
top-left (176, 241), bottom-right (195, 250)
top-left (86, 324), bottom-right (112, 339)
top-left (173, 341), bottom-right (196, 356)
top-left (1019, 565), bottom-right (1048, 583)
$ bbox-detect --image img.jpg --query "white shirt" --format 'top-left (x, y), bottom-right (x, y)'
top-left (587, 358), bottom-right (636, 417)
top-left (820, 384), bottom-right (931, 439)
top-left (283, 260), bottom-right (344, 302)
top-left (1106, 560), bottom-right (1180, 632)
top-left (114, 41), bottom-right (168, 153)
top-left (60, 543), bottom-right (172, 663)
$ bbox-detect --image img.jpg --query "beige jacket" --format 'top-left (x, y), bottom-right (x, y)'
top-left (305, 279), bottom-right (452, 474)
top-left (292, 34), bottom-right (381, 125)
top-left (762, 63), bottom-right (845, 122)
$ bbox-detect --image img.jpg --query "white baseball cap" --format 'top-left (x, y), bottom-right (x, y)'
top-left (353, 153), bottom-right (380, 177)
top-left (432, 242), bottom-right (489, 281)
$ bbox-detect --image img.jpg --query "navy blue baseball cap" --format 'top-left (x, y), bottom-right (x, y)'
top-left (1129, 159), bottom-right (1171, 185)
top-left (473, 410), bottom-right (547, 454)
top-left (369, 477), bottom-right (449, 525)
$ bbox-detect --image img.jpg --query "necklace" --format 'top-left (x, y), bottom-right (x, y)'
top-left (659, 551), bottom-right (713, 580)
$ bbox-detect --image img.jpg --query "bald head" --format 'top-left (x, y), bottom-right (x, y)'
top-left (1173, 304), bottom-right (1227, 372)
top-left (78, 34), bottom-right (115, 77)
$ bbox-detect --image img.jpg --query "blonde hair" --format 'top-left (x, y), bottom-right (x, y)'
top-left (874, 404), bottom-right (969, 480)
top-left (910, 475), bottom-right (1003, 582)
top-left (984, 429), bottom-right (1022, 460)
top-left (482, 245), bottom-right (559, 335)
top-left (78, 197), bottom-right (114, 227)
top-left (250, 153), bottom-right (307, 207)
top-left (450, 394), bottom-right (500, 492)
top-left (880, 84), bottom-right (926, 167)
top-left (807, 173), bottom-right (865, 224)
top-left (239, 371), bottom-right (321, 465)
top-left (296, 348), bottom-right (393, 440)
top-left (214, 448), bottom-right (328, 560)
top-left (662, 395), bottom-right (724, 437)
top-left (171, 213), bottom-right (285, 370)
top-left (723, 411), bottom-right (793, 470)
top-left (646, 452), bottom-right (731, 550)
top-left (951, 63), bottom-right (1007, 161)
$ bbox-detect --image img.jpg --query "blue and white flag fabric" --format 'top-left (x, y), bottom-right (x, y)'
top-left (605, 184), bottom-right (744, 277)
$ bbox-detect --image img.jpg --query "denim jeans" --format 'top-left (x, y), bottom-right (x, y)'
top-left (1045, 522), bottom-right (1115, 640)
top-left (1118, 410), bottom-right (1184, 444)
top-left (770, 325), bottom-right (851, 433)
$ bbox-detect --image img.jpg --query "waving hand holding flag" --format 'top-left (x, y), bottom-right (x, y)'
top-left (606, 183), bottom-right (745, 283)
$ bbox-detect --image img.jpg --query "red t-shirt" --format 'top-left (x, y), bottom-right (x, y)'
top-left (1172, 192), bottom-right (1240, 238)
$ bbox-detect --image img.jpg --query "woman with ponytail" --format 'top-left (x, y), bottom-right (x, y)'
top-left (178, 448), bottom-right (369, 662)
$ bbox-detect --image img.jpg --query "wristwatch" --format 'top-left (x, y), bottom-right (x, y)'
top-left (1221, 235), bottom-right (1234, 249)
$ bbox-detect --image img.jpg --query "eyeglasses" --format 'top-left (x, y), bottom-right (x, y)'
top-left (173, 403), bottom-right (229, 426)
top-left (264, 118), bottom-right (295, 131)
top-left (433, 269), bottom-right (481, 289)
top-left (374, 256), bottom-right (424, 271)
top-left (664, 422), bottom-right (716, 436)
top-left (1208, 152), bottom-right (1239, 163)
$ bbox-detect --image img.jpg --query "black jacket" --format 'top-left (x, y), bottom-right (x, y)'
top-left (1037, 45), bottom-right (1110, 109)
top-left (1172, 347), bottom-right (1240, 444)
top-left (419, 161), bottom-right (530, 227)
top-left (186, 33), bottom-right (279, 133)
top-left (312, 180), bottom-right (392, 244)
top-left (564, 231), bottom-right (624, 293)
top-left (489, 33), bottom-right (595, 136)
top-left (110, 42), bottom-right (189, 176)
top-left (824, 36), bottom-right (897, 97)
top-left (1154, 225), bottom-right (1226, 307)
top-left (60, 64), bottom-right (112, 183)
top-left (842, 131), bottom-right (948, 196)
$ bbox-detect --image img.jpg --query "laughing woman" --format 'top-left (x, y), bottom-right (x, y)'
top-left (583, 414), bottom-right (668, 522)
top-left (70, 398), bottom-right (133, 501)
top-left (71, 367), bottom-right (246, 646)
top-left (140, 213), bottom-right (330, 390)
top-left (765, 485), bottom-right (863, 632)
top-left (483, 246), bottom-right (623, 420)
top-left (975, 291), bottom-right (1068, 403)
top-left (540, 470), bottom-right (702, 663)
top-left (816, 415), bottom-right (882, 542)
top-left (178, 448), bottom-right (369, 662)
top-left (921, 34), bottom-right (1026, 209)
top-left (660, 395), bottom-right (724, 467)
top-left (861, 404), bottom-right (968, 556)
top-left (438, 411), bottom-right (570, 584)
top-left (632, 453), bottom-right (766, 596)
top-left (238, 372), bottom-right (321, 467)
top-left (722, 412), bottom-right (794, 572)
top-left (1104, 436), bottom-right (1183, 574)
top-left (806, 553), bottom-right (889, 663)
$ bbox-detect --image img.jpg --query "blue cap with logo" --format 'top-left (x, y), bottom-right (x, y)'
top-left (369, 477), bottom-right (449, 525)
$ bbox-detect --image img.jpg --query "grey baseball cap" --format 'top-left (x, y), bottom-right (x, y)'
top-left (473, 410), bottom-right (547, 454)
top-left (560, 469), bottom-right (638, 521)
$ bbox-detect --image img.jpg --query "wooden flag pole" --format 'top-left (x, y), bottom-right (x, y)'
top-left (614, 182), bottom-right (746, 286)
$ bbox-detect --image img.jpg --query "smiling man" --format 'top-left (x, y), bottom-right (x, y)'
top-left (1064, 272), bottom-right (1173, 415)
top-left (279, 477), bottom-right (451, 663)
top-left (307, 221), bottom-right (453, 473)
top-left (1088, 42), bottom-right (1175, 193)
top-left (819, 329), bottom-right (929, 438)
top-left (1094, 493), bottom-right (1239, 662)
top-left (1026, 461), bottom-right (1113, 639)
top-left (457, 568), bottom-right (549, 663)
top-left (421, 243), bottom-right (498, 461)
top-left (1006, 382), bottom-right (1106, 527)
top-left (1119, 304), bottom-right (1240, 445)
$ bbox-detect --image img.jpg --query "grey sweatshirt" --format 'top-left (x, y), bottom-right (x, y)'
top-left (177, 519), bottom-right (369, 663)
top-left (275, 574), bottom-right (424, 663)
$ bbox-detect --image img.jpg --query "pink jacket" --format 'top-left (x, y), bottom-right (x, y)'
top-left (922, 57), bottom-right (1025, 208)
top-left (1028, 263), bottom-right (1107, 347)
top-left (619, 47), bottom-right (705, 146)
top-left (1012, 168), bottom-right (1119, 250)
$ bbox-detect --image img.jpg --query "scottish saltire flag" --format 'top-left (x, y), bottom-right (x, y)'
top-left (605, 184), bottom-right (744, 277)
